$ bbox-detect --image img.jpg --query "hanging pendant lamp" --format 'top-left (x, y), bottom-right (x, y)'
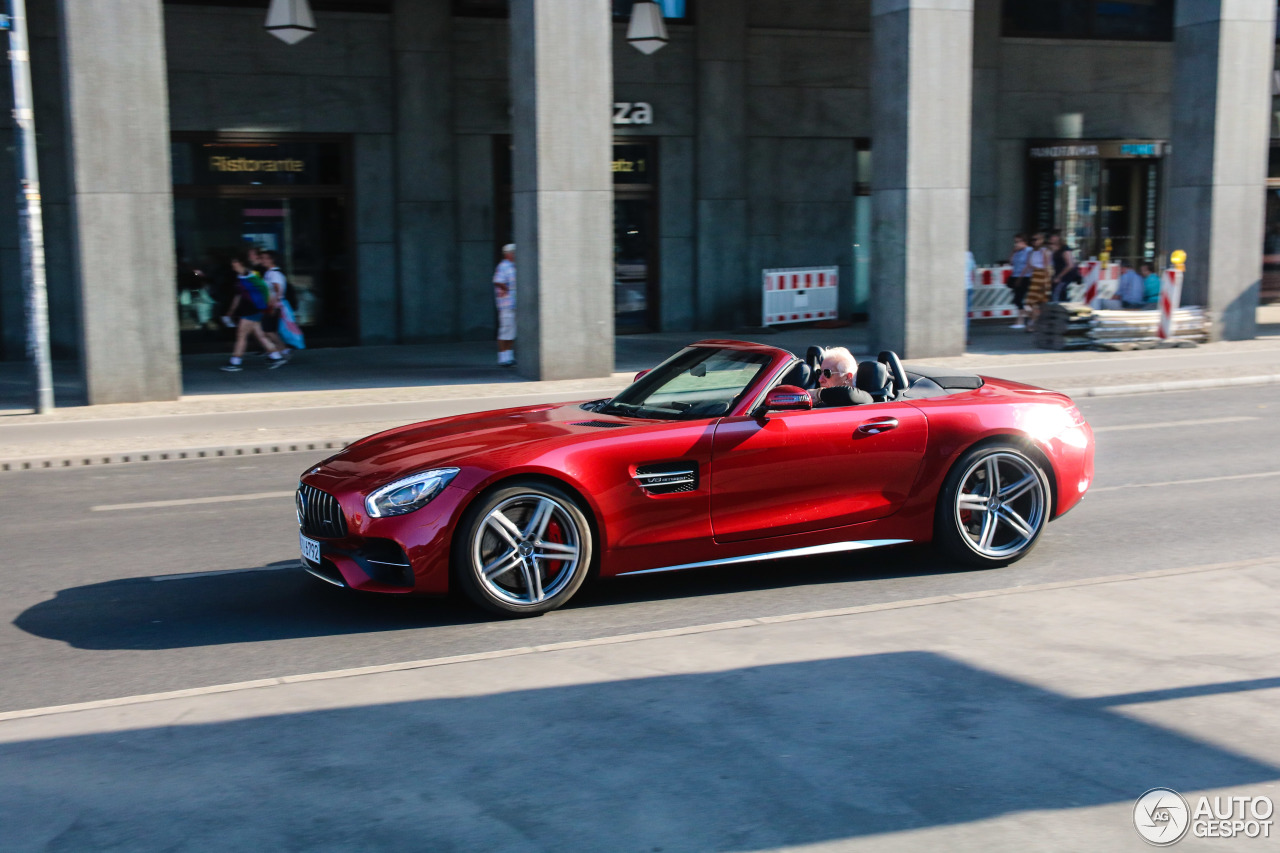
top-left (626, 0), bottom-right (668, 55)
top-left (265, 0), bottom-right (316, 45)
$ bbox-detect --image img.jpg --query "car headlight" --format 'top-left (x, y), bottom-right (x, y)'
top-left (365, 468), bottom-right (460, 518)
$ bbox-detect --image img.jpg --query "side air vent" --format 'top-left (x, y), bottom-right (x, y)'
top-left (633, 462), bottom-right (698, 495)
top-left (571, 420), bottom-right (630, 428)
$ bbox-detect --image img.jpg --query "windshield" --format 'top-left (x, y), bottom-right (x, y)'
top-left (601, 347), bottom-right (774, 420)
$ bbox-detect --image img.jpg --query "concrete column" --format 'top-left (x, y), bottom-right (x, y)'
top-left (509, 0), bottom-right (613, 380)
top-left (870, 0), bottom-right (973, 359)
top-left (1167, 0), bottom-right (1275, 340)
top-left (695, 0), bottom-right (747, 329)
top-left (394, 0), bottom-right (456, 342)
top-left (57, 0), bottom-right (179, 403)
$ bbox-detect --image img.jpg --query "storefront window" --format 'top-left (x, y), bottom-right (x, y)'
top-left (1263, 145), bottom-right (1280, 303)
top-left (172, 135), bottom-right (353, 351)
top-left (1002, 0), bottom-right (1173, 41)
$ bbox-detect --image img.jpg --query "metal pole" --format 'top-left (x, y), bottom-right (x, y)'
top-left (5, 0), bottom-right (54, 413)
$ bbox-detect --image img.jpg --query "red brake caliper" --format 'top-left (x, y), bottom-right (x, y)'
top-left (544, 519), bottom-right (564, 579)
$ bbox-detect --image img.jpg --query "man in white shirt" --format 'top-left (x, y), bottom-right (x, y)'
top-left (493, 244), bottom-right (516, 367)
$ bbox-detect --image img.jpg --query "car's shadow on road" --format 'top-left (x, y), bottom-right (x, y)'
top-left (14, 546), bottom-right (974, 651)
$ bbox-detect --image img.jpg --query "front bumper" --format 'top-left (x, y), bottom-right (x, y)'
top-left (298, 482), bottom-right (470, 594)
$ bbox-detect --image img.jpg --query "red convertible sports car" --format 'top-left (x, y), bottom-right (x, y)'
top-left (297, 340), bottom-right (1094, 616)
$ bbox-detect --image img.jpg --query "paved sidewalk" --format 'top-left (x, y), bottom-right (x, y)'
top-left (1, 307), bottom-right (1278, 466)
top-left (2, 557), bottom-right (1277, 851)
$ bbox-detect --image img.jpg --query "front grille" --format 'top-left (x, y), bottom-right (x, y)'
top-left (571, 420), bottom-right (629, 428)
top-left (633, 462), bottom-right (698, 495)
top-left (297, 484), bottom-right (348, 539)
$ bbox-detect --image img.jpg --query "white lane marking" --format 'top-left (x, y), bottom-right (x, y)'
top-left (1092, 416), bottom-right (1258, 433)
top-left (150, 565), bottom-right (297, 582)
top-left (1092, 471), bottom-right (1280, 493)
top-left (91, 491), bottom-right (294, 512)
top-left (0, 555), bottom-right (1273, 723)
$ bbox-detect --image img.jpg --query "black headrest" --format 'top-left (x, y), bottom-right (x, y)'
top-left (856, 361), bottom-right (892, 401)
top-left (777, 362), bottom-right (811, 389)
top-left (818, 385), bottom-right (874, 408)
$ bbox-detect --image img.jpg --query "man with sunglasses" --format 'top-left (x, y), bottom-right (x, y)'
top-left (817, 347), bottom-right (857, 389)
top-left (810, 346), bottom-right (871, 407)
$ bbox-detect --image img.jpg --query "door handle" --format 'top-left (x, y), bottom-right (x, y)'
top-left (857, 417), bottom-right (899, 435)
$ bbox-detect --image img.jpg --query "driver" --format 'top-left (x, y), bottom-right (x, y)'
top-left (812, 347), bottom-right (873, 407)
top-left (815, 347), bottom-right (857, 392)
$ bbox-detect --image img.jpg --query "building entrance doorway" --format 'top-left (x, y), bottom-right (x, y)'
top-left (1027, 140), bottom-right (1163, 266)
top-left (171, 134), bottom-right (354, 353)
top-left (495, 137), bottom-right (659, 333)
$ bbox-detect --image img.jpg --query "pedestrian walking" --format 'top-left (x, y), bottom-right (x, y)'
top-left (1048, 231), bottom-right (1080, 302)
top-left (1007, 233), bottom-right (1032, 329)
top-left (1024, 232), bottom-right (1052, 332)
top-left (493, 243), bottom-right (517, 367)
top-left (220, 257), bottom-right (286, 372)
top-left (260, 250), bottom-right (305, 356)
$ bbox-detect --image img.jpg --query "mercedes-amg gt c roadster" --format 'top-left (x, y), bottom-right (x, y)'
top-left (296, 340), bottom-right (1094, 615)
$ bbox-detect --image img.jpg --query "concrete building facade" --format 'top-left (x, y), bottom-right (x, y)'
top-left (0, 0), bottom-right (1275, 400)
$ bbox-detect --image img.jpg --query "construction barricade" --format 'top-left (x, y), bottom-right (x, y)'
top-left (762, 267), bottom-right (839, 326)
top-left (970, 259), bottom-right (1123, 319)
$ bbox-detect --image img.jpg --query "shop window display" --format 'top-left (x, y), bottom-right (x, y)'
top-left (171, 135), bottom-right (353, 351)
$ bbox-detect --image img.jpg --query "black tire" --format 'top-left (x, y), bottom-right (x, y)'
top-left (934, 442), bottom-right (1052, 568)
top-left (452, 479), bottom-right (594, 616)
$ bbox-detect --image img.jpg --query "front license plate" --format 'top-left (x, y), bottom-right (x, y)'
top-left (300, 532), bottom-right (321, 565)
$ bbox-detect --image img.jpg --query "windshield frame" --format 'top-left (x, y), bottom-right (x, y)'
top-left (601, 344), bottom-right (791, 421)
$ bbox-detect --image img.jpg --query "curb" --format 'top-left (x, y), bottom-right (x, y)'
top-left (0, 438), bottom-right (352, 473)
top-left (1059, 373), bottom-right (1280, 398)
top-left (2, 373), bottom-right (1277, 473)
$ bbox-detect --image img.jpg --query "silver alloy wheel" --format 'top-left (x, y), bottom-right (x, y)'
top-left (953, 451), bottom-right (1047, 559)
top-left (471, 493), bottom-right (584, 607)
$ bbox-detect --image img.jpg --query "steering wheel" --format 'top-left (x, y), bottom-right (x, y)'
top-left (877, 350), bottom-right (908, 399)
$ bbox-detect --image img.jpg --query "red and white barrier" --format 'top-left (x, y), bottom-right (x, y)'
top-left (1158, 266), bottom-right (1183, 340)
top-left (1073, 260), bottom-right (1121, 305)
top-left (969, 259), bottom-right (1131, 319)
top-left (762, 267), bottom-right (839, 326)
top-left (971, 265), bottom-right (1018, 318)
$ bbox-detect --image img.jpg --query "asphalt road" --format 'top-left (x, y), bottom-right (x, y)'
top-left (1, 385), bottom-right (1277, 714)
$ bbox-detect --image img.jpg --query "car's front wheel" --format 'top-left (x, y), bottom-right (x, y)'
top-left (935, 443), bottom-right (1051, 568)
top-left (453, 480), bottom-right (594, 616)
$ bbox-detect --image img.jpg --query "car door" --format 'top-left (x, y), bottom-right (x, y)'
top-left (709, 402), bottom-right (928, 543)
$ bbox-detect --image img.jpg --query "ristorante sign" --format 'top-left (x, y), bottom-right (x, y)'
top-left (171, 139), bottom-right (344, 187)
top-left (208, 156), bottom-right (306, 174)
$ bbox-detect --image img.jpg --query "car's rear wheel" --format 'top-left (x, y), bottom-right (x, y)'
top-left (453, 480), bottom-right (593, 616)
top-left (935, 443), bottom-right (1051, 568)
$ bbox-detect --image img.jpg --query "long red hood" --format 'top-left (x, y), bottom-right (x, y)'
top-left (305, 401), bottom-right (654, 493)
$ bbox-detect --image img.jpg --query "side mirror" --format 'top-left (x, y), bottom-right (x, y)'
top-left (634, 369), bottom-right (651, 383)
top-left (761, 385), bottom-right (812, 414)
